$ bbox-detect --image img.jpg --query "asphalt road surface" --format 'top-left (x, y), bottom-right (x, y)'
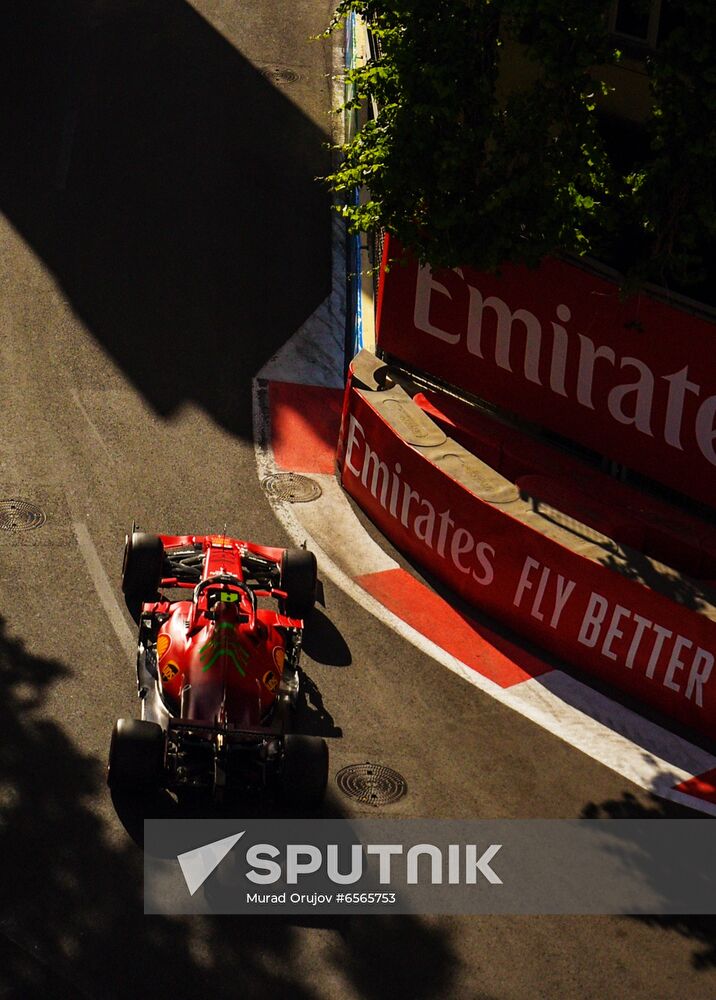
top-left (0, 3), bottom-right (713, 999)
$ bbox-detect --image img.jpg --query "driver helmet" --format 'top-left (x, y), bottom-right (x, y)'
top-left (208, 584), bottom-right (243, 619)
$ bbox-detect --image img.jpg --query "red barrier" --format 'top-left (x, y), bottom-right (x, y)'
top-left (338, 377), bottom-right (716, 738)
top-left (413, 389), bottom-right (716, 581)
top-left (376, 237), bottom-right (716, 508)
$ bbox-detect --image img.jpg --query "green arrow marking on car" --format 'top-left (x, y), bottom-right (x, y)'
top-left (200, 624), bottom-right (249, 676)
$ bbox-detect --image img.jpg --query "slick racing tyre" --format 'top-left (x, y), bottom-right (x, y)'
top-left (122, 531), bottom-right (164, 602)
top-left (279, 734), bottom-right (328, 808)
top-left (280, 548), bottom-right (317, 620)
top-left (107, 718), bottom-right (165, 790)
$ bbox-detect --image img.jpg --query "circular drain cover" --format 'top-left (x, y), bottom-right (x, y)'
top-left (260, 66), bottom-right (300, 85)
top-left (262, 473), bottom-right (322, 503)
top-left (336, 763), bottom-right (407, 806)
top-left (0, 499), bottom-right (46, 532)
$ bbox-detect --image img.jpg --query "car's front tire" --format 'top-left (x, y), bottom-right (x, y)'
top-left (107, 718), bottom-right (165, 790)
top-left (279, 733), bottom-right (328, 808)
top-left (280, 548), bottom-right (317, 620)
top-left (122, 531), bottom-right (164, 603)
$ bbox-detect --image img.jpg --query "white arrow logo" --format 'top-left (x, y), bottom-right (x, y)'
top-left (177, 831), bottom-right (245, 895)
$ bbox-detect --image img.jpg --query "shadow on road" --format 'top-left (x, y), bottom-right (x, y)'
top-left (0, 6), bottom-right (481, 997)
top-left (0, 612), bottom-right (462, 999)
top-left (581, 789), bottom-right (716, 973)
top-left (294, 667), bottom-right (344, 737)
top-left (303, 607), bottom-right (353, 667)
top-left (0, 0), bottom-right (331, 440)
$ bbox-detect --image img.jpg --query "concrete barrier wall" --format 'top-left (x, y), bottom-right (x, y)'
top-left (337, 351), bottom-right (716, 739)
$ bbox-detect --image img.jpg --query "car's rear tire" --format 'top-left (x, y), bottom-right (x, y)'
top-left (279, 733), bottom-right (328, 807)
top-left (107, 718), bottom-right (165, 789)
top-left (280, 548), bottom-right (317, 620)
top-left (122, 531), bottom-right (164, 602)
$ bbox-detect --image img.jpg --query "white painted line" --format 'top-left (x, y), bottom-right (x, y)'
top-left (69, 387), bottom-right (114, 463)
top-left (535, 669), bottom-right (716, 781)
top-left (73, 521), bottom-right (135, 661)
top-left (506, 677), bottom-right (716, 807)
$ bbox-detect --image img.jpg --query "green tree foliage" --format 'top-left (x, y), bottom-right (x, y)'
top-left (328, 0), bottom-right (716, 290)
top-left (630, 0), bottom-right (716, 287)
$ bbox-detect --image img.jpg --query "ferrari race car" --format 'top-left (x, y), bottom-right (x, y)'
top-left (107, 528), bottom-right (329, 806)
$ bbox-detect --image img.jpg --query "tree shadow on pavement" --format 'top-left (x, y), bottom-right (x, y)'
top-left (0, 612), bottom-right (462, 1000)
top-left (0, 0), bottom-right (331, 440)
top-left (581, 789), bottom-right (716, 974)
top-left (598, 549), bottom-right (709, 614)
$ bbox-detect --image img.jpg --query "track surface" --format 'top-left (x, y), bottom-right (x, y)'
top-left (0, 3), bottom-right (714, 998)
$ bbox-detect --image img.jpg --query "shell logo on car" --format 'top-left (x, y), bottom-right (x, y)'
top-left (263, 670), bottom-right (279, 692)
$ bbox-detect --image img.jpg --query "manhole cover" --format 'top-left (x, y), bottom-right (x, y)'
top-left (262, 473), bottom-right (322, 503)
top-left (260, 66), bottom-right (300, 85)
top-left (0, 499), bottom-right (46, 532)
top-left (336, 763), bottom-right (407, 806)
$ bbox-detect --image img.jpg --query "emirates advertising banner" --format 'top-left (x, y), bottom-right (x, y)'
top-left (339, 388), bottom-right (716, 738)
top-left (376, 237), bottom-right (716, 508)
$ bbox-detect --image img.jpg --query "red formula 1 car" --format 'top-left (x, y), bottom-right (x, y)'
top-left (107, 528), bottom-right (328, 806)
